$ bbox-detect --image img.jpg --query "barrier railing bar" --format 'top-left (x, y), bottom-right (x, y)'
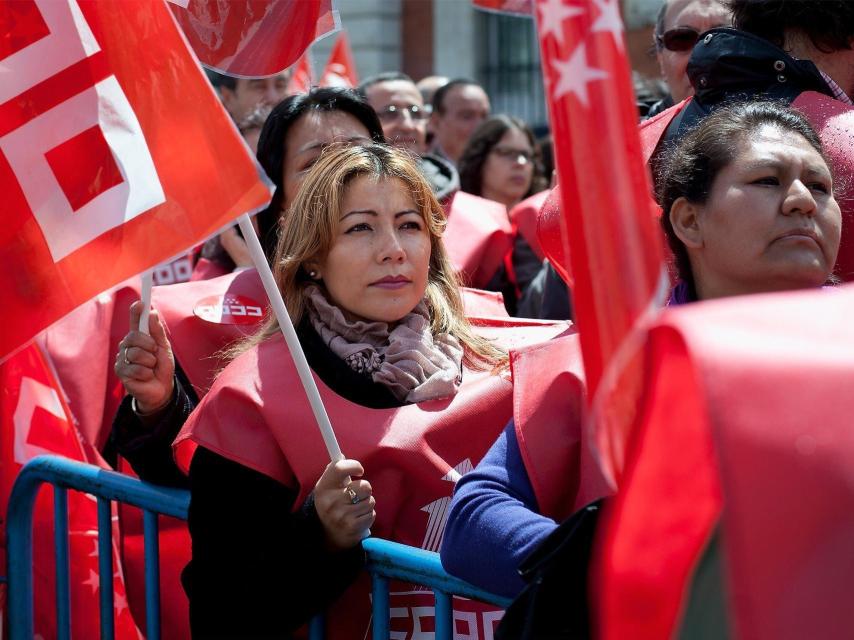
top-left (97, 498), bottom-right (114, 640)
top-left (371, 574), bottom-right (389, 640)
top-left (435, 589), bottom-right (453, 639)
top-left (362, 538), bottom-right (512, 609)
top-left (53, 486), bottom-right (70, 640)
top-left (143, 509), bottom-right (161, 640)
top-left (308, 614), bottom-right (325, 639)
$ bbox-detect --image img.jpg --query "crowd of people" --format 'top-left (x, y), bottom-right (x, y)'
top-left (76, 0), bottom-right (854, 637)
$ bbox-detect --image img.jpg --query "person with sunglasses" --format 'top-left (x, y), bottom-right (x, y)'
top-left (358, 72), bottom-right (459, 201)
top-left (649, 0), bottom-right (731, 117)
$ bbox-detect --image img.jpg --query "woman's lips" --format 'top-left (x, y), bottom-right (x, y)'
top-left (370, 276), bottom-right (411, 289)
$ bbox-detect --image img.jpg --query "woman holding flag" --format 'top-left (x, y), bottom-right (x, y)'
top-left (173, 142), bottom-right (565, 638)
top-left (440, 101), bottom-right (842, 633)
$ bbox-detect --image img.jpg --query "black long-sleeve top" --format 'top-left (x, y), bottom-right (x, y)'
top-left (109, 319), bottom-right (404, 638)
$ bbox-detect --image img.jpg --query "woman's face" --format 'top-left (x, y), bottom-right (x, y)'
top-left (677, 125), bottom-right (841, 299)
top-left (282, 110), bottom-right (372, 209)
top-left (480, 127), bottom-right (535, 208)
top-left (312, 175), bottom-right (432, 323)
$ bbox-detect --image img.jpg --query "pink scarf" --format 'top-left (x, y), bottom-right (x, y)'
top-left (303, 285), bottom-right (463, 403)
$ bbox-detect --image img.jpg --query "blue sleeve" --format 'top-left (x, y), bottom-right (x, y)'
top-left (440, 420), bottom-right (557, 599)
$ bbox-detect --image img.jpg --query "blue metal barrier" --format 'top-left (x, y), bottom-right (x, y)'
top-left (6, 455), bottom-right (511, 639)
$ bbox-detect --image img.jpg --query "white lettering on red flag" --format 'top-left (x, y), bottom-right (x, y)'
top-left (0, 0), bottom-right (272, 361)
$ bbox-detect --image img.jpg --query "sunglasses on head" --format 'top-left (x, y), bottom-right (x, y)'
top-left (656, 26), bottom-right (701, 52)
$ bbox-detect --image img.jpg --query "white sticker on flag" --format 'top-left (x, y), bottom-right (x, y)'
top-left (0, 0), bottom-right (100, 104)
top-left (0, 76), bottom-right (166, 261)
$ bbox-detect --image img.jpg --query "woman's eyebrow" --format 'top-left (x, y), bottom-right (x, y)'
top-left (395, 209), bottom-right (420, 218)
top-left (340, 209), bottom-right (377, 220)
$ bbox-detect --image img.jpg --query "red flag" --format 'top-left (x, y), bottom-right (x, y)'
top-left (473, 0), bottom-right (534, 15)
top-left (168, 0), bottom-right (337, 78)
top-left (0, 343), bottom-right (141, 639)
top-left (320, 32), bottom-right (359, 89)
top-left (534, 0), bottom-right (665, 484)
top-left (286, 52), bottom-right (314, 95)
top-left (0, 0), bottom-right (272, 361)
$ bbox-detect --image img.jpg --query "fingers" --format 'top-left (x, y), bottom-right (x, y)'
top-left (147, 310), bottom-right (171, 349)
top-left (316, 459), bottom-right (365, 491)
top-left (314, 460), bottom-right (376, 549)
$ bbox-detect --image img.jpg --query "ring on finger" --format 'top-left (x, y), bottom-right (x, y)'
top-left (346, 487), bottom-right (359, 504)
top-left (123, 348), bottom-right (132, 366)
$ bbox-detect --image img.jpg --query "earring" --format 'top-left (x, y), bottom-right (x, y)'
top-left (308, 270), bottom-right (317, 278)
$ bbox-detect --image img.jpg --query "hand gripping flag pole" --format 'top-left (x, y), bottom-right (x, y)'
top-left (236, 214), bottom-right (345, 463)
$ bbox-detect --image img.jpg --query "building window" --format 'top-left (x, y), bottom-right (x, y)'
top-left (476, 11), bottom-right (548, 136)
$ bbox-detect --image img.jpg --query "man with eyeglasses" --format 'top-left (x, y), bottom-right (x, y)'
top-left (649, 0), bottom-right (731, 117)
top-left (358, 72), bottom-right (460, 201)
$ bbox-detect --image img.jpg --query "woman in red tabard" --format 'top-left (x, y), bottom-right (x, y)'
top-left (174, 144), bottom-right (567, 639)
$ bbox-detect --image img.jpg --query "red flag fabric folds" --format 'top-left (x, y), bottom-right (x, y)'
top-left (472, 0), bottom-right (534, 15)
top-left (169, 0), bottom-right (337, 78)
top-left (0, 343), bottom-right (141, 639)
top-left (597, 283), bottom-right (854, 639)
top-left (534, 0), bottom-right (665, 484)
top-left (0, 0), bottom-right (272, 361)
top-left (320, 32), bottom-right (359, 89)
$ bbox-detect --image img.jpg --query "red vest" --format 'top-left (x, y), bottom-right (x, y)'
top-left (175, 320), bottom-right (570, 639)
top-left (153, 268), bottom-right (511, 398)
top-left (637, 92), bottom-right (854, 282)
top-left (508, 191), bottom-right (550, 261)
top-left (598, 283), bottom-right (854, 640)
top-left (443, 191), bottom-right (513, 289)
top-left (510, 333), bottom-right (613, 522)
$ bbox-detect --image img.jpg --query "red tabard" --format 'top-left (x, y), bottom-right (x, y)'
top-left (443, 191), bottom-right (513, 289)
top-left (598, 283), bottom-right (854, 639)
top-left (510, 332), bottom-right (613, 522)
top-left (508, 190), bottom-right (550, 261)
top-left (175, 320), bottom-right (570, 639)
top-left (153, 268), bottom-right (511, 398)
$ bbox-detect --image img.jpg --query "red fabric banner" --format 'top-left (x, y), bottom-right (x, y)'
top-left (0, 0), bottom-right (272, 362)
top-left (320, 32), bottom-right (359, 89)
top-left (0, 343), bottom-right (141, 639)
top-left (169, 0), bottom-right (336, 78)
top-left (473, 0), bottom-right (534, 15)
top-left (286, 52), bottom-right (314, 95)
top-left (534, 0), bottom-right (665, 484)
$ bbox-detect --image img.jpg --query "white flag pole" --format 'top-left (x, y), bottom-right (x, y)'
top-left (237, 214), bottom-right (345, 463)
top-left (138, 270), bottom-right (153, 335)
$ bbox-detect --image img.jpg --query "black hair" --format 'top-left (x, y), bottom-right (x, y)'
top-left (356, 72), bottom-right (415, 98)
top-left (205, 69), bottom-right (237, 92)
top-left (255, 87), bottom-right (385, 260)
top-left (656, 100), bottom-right (827, 295)
top-left (432, 78), bottom-right (481, 115)
top-left (457, 114), bottom-right (547, 200)
top-left (728, 0), bottom-right (854, 53)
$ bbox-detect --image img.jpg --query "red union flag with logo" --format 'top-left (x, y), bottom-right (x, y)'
top-left (535, 0), bottom-right (665, 484)
top-left (0, 0), bottom-right (272, 361)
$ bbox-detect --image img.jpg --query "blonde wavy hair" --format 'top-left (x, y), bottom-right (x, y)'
top-left (239, 142), bottom-right (506, 370)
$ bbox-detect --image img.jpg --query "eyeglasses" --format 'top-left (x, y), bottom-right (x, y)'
top-left (376, 104), bottom-right (430, 123)
top-left (491, 146), bottom-right (534, 164)
top-left (655, 26), bottom-right (701, 52)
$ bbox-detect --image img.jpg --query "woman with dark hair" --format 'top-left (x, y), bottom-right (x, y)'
top-left (457, 115), bottom-right (548, 313)
top-left (458, 115), bottom-right (546, 209)
top-left (658, 100), bottom-right (841, 303)
top-left (440, 101), bottom-right (841, 636)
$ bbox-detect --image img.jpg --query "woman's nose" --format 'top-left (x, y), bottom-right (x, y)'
top-left (783, 180), bottom-right (817, 217)
top-left (378, 229), bottom-right (406, 262)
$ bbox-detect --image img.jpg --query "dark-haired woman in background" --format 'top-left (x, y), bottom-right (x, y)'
top-left (457, 115), bottom-right (548, 314)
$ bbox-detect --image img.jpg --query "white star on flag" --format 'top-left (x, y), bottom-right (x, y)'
top-left (550, 42), bottom-right (609, 106)
top-left (115, 592), bottom-right (128, 616)
top-left (537, 0), bottom-right (585, 48)
top-left (82, 569), bottom-right (99, 594)
top-left (591, 0), bottom-right (625, 51)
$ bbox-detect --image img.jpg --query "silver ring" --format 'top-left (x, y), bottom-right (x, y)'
top-left (123, 348), bottom-right (132, 366)
top-left (347, 488), bottom-right (359, 504)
